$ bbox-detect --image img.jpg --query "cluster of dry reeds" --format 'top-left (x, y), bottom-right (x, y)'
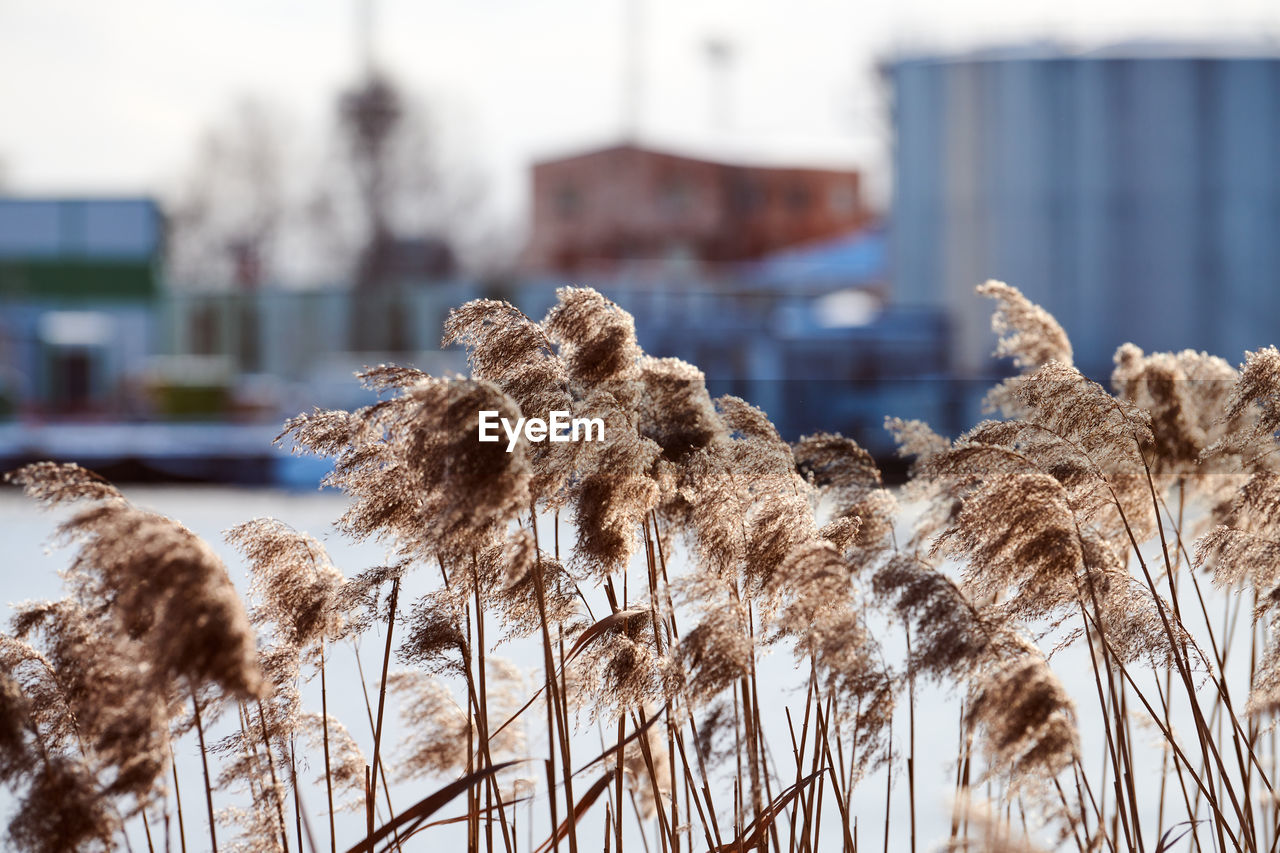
top-left (5, 283), bottom-right (1280, 852)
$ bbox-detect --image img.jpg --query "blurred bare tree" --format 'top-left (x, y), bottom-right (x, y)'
top-left (341, 74), bottom-right (405, 287)
top-left (167, 97), bottom-right (296, 291)
top-left (168, 75), bottom-right (503, 295)
top-left (318, 72), bottom-right (499, 289)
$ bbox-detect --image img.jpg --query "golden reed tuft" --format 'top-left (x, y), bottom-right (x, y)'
top-left (8, 283), bottom-right (1280, 851)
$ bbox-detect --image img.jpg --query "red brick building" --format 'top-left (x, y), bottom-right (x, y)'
top-left (523, 144), bottom-right (873, 274)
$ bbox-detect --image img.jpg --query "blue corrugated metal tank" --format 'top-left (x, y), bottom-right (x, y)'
top-left (889, 44), bottom-right (1280, 382)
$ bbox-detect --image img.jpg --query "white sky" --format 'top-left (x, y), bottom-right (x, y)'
top-left (4, 0), bottom-right (1280, 231)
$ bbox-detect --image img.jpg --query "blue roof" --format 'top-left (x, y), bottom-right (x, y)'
top-left (0, 198), bottom-right (162, 261)
top-left (745, 227), bottom-right (886, 289)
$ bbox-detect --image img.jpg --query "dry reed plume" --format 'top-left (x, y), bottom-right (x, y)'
top-left (5, 282), bottom-right (1280, 852)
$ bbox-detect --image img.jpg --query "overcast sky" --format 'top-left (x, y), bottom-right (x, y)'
top-left (4, 0), bottom-right (1280, 230)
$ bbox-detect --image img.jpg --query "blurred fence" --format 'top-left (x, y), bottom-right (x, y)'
top-left (1, 276), bottom-right (960, 479)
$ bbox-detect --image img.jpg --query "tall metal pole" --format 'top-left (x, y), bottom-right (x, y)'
top-left (704, 37), bottom-right (734, 135)
top-left (357, 0), bottom-right (375, 77)
top-left (623, 0), bottom-right (644, 141)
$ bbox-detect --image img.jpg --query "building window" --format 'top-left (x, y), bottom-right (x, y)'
top-left (554, 184), bottom-right (582, 219)
top-left (828, 184), bottom-right (857, 215)
top-left (729, 175), bottom-right (763, 213)
top-left (787, 184), bottom-right (811, 211)
top-left (191, 304), bottom-right (219, 355)
top-left (660, 178), bottom-right (694, 217)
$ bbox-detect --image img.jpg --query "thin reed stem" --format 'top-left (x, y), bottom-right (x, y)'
top-left (366, 577), bottom-right (400, 851)
top-left (254, 698), bottom-right (291, 853)
top-left (321, 643), bottom-right (335, 853)
top-left (189, 687), bottom-right (218, 853)
top-left (171, 755), bottom-right (188, 853)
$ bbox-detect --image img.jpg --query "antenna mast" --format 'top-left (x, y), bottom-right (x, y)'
top-left (704, 37), bottom-right (735, 135)
top-left (623, 0), bottom-right (644, 141)
top-left (357, 0), bottom-right (375, 77)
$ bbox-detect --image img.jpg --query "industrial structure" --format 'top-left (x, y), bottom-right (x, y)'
top-left (523, 143), bottom-right (874, 274)
top-left (0, 198), bottom-right (162, 415)
top-left (890, 44), bottom-right (1280, 389)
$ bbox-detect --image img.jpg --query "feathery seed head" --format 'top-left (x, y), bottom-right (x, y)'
top-left (638, 356), bottom-right (725, 462)
top-left (445, 299), bottom-right (576, 502)
top-left (969, 651), bottom-right (1078, 787)
top-left (543, 287), bottom-right (643, 389)
top-left (978, 280), bottom-right (1073, 371)
top-left (7, 753), bottom-right (116, 853)
top-left (227, 518), bottom-right (346, 653)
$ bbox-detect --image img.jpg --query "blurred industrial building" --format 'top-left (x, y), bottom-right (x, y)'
top-left (522, 143), bottom-right (874, 273)
top-left (890, 43), bottom-right (1280, 396)
top-left (6, 41), bottom-right (1280, 483)
top-left (0, 198), bottom-right (161, 416)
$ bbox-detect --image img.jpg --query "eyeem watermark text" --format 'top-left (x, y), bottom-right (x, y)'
top-left (478, 410), bottom-right (605, 452)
